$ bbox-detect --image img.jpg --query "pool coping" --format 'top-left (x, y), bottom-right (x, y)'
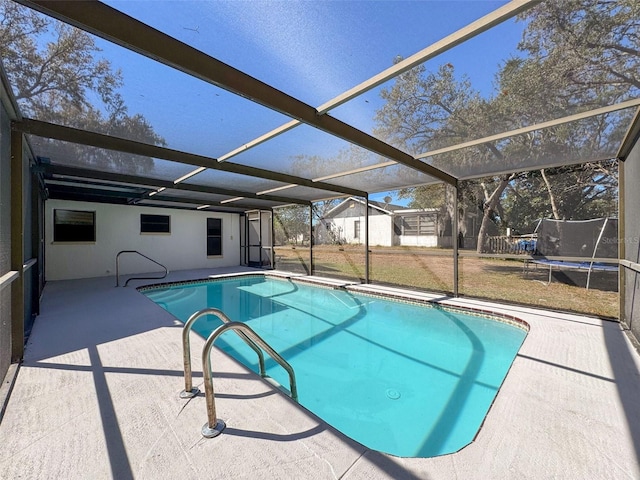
top-left (138, 271), bottom-right (531, 334)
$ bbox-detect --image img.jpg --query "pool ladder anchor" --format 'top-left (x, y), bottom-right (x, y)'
top-left (180, 307), bottom-right (298, 438)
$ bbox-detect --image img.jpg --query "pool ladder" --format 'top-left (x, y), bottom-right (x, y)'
top-left (115, 250), bottom-right (168, 287)
top-left (180, 307), bottom-right (298, 438)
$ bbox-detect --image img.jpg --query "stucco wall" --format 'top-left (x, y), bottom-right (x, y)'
top-left (45, 200), bottom-right (241, 281)
top-left (327, 214), bottom-right (439, 247)
top-left (369, 216), bottom-right (393, 246)
top-left (329, 215), bottom-right (392, 246)
top-left (398, 235), bottom-right (438, 247)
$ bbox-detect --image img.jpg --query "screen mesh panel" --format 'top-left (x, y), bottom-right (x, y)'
top-left (103, 0), bottom-right (505, 106)
top-left (325, 163), bottom-right (441, 193)
top-left (29, 137), bottom-right (197, 181)
top-left (7, 7), bottom-right (291, 157)
top-left (138, 199), bottom-right (245, 213)
top-left (422, 109), bottom-right (635, 180)
top-left (183, 169), bottom-right (290, 194)
top-left (158, 189), bottom-right (234, 203)
top-left (223, 123), bottom-right (381, 177)
top-left (623, 140), bottom-right (640, 337)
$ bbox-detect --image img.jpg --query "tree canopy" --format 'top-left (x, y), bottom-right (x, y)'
top-left (0, 0), bottom-right (164, 173)
top-left (374, 0), bottom-right (636, 252)
top-left (274, 205), bottom-right (309, 245)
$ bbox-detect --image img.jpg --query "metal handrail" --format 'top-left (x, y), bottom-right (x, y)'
top-left (115, 250), bottom-right (168, 287)
top-left (201, 320), bottom-right (298, 438)
top-left (180, 307), bottom-right (266, 399)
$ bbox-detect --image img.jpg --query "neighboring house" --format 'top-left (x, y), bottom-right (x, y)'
top-left (317, 197), bottom-right (440, 247)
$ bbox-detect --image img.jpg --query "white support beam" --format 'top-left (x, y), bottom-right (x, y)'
top-left (416, 98), bottom-right (640, 160)
top-left (215, 0), bottom-right (541, 164)
top-left (311, 99), bottom-right (640, 182)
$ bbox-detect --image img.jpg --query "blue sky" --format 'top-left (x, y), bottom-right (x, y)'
top-left (80, 1), bottom-right (528, 203)
top-left (104, 1), bottom-right (522, 108)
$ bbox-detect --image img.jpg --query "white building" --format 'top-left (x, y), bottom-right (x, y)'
top-left (317, 197), bottom-right (440, 247)
top-left (45, 199), bottom-right (243, 281)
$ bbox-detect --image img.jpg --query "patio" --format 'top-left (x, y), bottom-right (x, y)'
top-left (1, 268), bottom-right (638, 479)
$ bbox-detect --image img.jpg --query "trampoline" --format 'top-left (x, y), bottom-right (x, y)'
top-left (523, 218), bottom-right (619, 289)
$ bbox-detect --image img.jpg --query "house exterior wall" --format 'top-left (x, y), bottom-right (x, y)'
top-left (45, 200), bottom-right (241, 281)
top-left (328, 214), bottom-right (393, 246)
top-left (368, 215), bottom-right (393, 246)
top-left (395, 212), bottom-right (439, 247)
top-left (321, 200), bottom-right (441, 247)
top-left (398, 234), bottom-right (438, 247)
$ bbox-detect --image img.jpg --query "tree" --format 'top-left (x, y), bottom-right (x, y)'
top-left (375, 63), bottom-right (486, 155)
top-left (502, 160), bottom-right (618, 229)
top-left (398, 184), bottom-right (445, 210)
top-left (374, 1), bottom-right (636, 252)
top-left (375, 62), bottom-right (520, 252)
top-left (0, 1), bottom-right (164, 173)
top-left (494, 0), bottom-right (636, 225)
top-left (274, 205), bottom-right (309, 245)
top-left (517, 0), bottom-right (639, 101)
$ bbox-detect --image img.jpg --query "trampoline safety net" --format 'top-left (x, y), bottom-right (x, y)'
top-left (535, 218), bottom-right (618, 258)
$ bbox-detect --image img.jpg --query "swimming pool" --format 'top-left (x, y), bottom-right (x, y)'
top-left (142, 275), bottom-right (527, 458)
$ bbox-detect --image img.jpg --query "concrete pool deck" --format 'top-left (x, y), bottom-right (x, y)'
top-left (1, 267), bottom-right (639, 479)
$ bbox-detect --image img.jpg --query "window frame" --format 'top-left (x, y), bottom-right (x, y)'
top-left (401, 214), bottom-right (436, 236)
top-left (206, 217), bottom-right (223, 257)
top-left (53, 209), bottom-right (96, 243)
top-left (140, 214), bottom-right (171, 234)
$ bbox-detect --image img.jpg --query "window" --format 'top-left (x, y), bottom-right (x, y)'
top-left (354, 220), bottom-right (361, 239)
top-left (54, 209), bottom-right (96, 242)
top-left (141, 214), bottom-right (170, 233)
top-left (207, 218), bottom-right (222, 256)
top-left (401, 214), bottom-right (436, 236)
top-left (403, 216), bottom-right (419, 235)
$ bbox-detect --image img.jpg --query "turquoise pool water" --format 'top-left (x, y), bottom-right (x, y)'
top-left (143, 275), bottom-right (527, 458)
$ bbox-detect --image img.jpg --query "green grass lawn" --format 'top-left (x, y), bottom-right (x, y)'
top-left (274, 245), bottom-right (619, 319)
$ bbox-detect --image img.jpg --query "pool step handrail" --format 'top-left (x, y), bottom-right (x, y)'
top-left (200, 319), bottom-right (298, 438)
top-left (115, 250), bottom-right (168, 287)
top-left (179, 307), bottom-right (266, 398)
